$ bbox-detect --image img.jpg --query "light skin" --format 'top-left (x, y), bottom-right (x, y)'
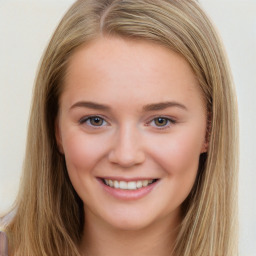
top-left (56, 36), bottom-right (208, 256)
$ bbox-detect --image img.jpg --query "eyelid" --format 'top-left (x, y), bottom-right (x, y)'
top-left (79, 115), bottom-right (109, 127)
top-left (78, 114), bottom-right (176, 129)
top-left (146, 115), bottom-right (177, 129)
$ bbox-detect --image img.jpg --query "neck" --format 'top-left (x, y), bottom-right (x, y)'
top-left (79, 209), bottom-right (181, 256)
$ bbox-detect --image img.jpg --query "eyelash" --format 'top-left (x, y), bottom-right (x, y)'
top-left (79, 115), bottom-right (176, 129)
top-left (146, 116), bottom-right (176, 130)
top-left (79, 115), bottom-right (108, 128)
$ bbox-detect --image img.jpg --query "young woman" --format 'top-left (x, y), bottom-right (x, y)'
top-left (0, 0), bottom-right (239, 255)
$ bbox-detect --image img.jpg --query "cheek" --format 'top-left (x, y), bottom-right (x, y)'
top-left (61, 131), bottom-right (107, 173)
top-left (149, 131), bottom-right (203, 210)
top-left (147, 127), bottom-right (204, 177)
top-left (61, 131), bottom-right (110, 201)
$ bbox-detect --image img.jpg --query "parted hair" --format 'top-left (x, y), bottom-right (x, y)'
top-left (1, 0), bottom-right (239, 255)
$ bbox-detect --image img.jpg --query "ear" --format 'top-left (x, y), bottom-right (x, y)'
top-left (55, 117), bottom-right (64, 154)
top-left (201, 111), bottom-right (212, 153)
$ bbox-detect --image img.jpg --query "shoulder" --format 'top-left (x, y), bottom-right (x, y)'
top-left (0, 231), bottom-right (9, 256)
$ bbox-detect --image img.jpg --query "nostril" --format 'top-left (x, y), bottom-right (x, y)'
top-left (108, 148), bottom-right (145, 167)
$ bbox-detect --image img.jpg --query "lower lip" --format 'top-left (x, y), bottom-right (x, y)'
top-left (98, 179), bottom-right (159, 201)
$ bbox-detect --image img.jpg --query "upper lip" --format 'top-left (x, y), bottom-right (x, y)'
top-left (98, 176), bottom-right (159, 182)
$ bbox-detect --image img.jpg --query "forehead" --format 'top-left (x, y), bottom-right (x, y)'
top-left (61, 36), bottom-right (204, 109)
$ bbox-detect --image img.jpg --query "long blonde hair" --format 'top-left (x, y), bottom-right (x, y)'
top-left (1, 0), bottom-right (239, 255)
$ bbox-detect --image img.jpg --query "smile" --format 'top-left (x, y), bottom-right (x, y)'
top-left (103, 179), bottom-right (158, 190)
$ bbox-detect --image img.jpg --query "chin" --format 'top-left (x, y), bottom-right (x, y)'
top-left (109, 218), bottom-right (153, 231)
top-left (101, 209), bottom-right (161, 231)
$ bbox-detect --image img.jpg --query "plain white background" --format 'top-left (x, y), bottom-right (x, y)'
top-left (0, 0), bottom-right (255, 255)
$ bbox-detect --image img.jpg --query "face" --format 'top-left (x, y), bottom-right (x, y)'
top-left (56, 37), bottom-right (207, 231)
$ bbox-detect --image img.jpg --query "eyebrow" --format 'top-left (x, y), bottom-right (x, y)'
top-left (142, 101), bottom-right (188, 111)
top-left (70, 101), bottom-right (187, 111)
top-left (70, 101), bottom-right (111, 111)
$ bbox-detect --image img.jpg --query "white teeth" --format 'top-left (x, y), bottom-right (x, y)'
top-left (104, 179), bottom-right (156, 190)
top-left (119, 181), bottom-right (128, 189)
top-left (109, 180), bottom-right (113, 187)
top-left (127, 181), bottom-right (137, 190)
top-left (114, 180), bottom-right (119, 189)
top-left (142, 180), bottom-right (149, 187)
top-left (136, 181), bottom-right (142, 188)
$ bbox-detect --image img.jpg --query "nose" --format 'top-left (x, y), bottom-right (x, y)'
top-left (108, 125), bottom-right (145, 168)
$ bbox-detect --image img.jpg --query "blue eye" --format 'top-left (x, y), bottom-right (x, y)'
top-left (80, 116), bottom-right (107, 127)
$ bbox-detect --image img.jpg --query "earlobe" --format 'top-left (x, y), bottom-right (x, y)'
top-left (55, 119), bottom-right (64, 154)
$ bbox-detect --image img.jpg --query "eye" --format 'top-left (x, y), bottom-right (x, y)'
top-left (149, 117), bottom-right (176, 129)
top-left (80, 116), bottom-right (107, 127)
top-left (154, 117), bottom-right (169, 126)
